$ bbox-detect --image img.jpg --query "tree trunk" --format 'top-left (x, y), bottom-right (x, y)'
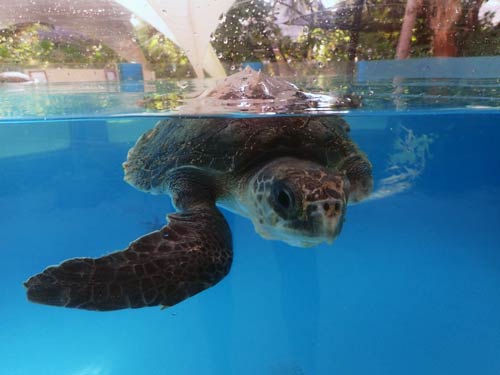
top-left (428, 0), bottom-right (463, 56)
top-left (395, 0), bottom-right (423, 59)
top-left (347, 0), bottom-right (365, 80)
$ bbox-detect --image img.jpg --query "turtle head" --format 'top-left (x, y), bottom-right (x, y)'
top-left (245, 157), bottom-right (350, 247)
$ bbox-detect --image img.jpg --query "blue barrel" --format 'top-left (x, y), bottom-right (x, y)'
top-left (242, 61), bottom-right (263, 71)
top-left (118, 63), bottom-right (144, 92)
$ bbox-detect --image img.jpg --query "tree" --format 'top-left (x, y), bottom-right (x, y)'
top-left (395, 0), bottom-right (423, 59)
top-left (455, 0), bottom-right (499, 56)
top-left (211, 0), bottom-right (279, 66)
top-left (357, 0), bottom-right (432, 60)
top-left (462, 0), bottom-right (485, 33)
top-left (347, 0), bottom-right (365, 77)
top-left (427, 0), bottom-right (463, 56)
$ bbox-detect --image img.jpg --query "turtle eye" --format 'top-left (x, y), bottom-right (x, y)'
top-left (271, 181), bottom-right (296, 218)
top-left (277, 190), bottom-right (291, 209)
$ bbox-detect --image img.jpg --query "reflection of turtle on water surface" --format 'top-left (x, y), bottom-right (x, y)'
top-left (25, 68), bottom-right (373, 311)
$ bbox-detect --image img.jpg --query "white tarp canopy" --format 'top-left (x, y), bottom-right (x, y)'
top-left (115, 0), bottom-right (234, 78)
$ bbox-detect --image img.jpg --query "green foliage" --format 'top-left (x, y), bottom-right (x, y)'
top-left (456, 10), bottom-right (500, 56)
top-left (293, 27), bottom-right (351, 63)
top-left (210, 0), bottom-right (432, 70)
top-left (211, 0), bottom-right (278, 64)
top-left (0, 23), bottom-right (120, 67)
top-left (133, 21), bottom-right (193, 78)
top-left (211, 0), bottom-right (353, 74)
top-left (310, 29), bottom-right (351, 63)
top-left (210, 0), bottom-right (496, 66)
top-left (357, 0), bottom-right (432, 60)
top-left (0, 24), bottom-right (52, 65)
top-left (138, 92), bottom-right (183, 111)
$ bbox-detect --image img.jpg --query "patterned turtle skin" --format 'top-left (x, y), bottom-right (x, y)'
top-left (24, 70), bottom-right (372, 312)
top-left (124, 116), bottom-right (370, 198)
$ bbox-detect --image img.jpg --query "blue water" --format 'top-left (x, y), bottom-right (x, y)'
top-left (1, 110), bottom-right (500, 375)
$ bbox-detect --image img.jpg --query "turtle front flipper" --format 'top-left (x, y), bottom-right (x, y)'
top-left (24, 206), bottom-right (232, 311)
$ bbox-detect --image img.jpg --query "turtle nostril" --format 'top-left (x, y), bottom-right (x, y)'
top-left (319, 200), bottom-right (342, 217)
top-left (334, 201), bottom-right (341, 212)
top-left (310, 200), bottom-right (342, 218)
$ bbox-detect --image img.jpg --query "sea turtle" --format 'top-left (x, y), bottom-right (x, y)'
top-left (24, 68), bottom-right (373, 311)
